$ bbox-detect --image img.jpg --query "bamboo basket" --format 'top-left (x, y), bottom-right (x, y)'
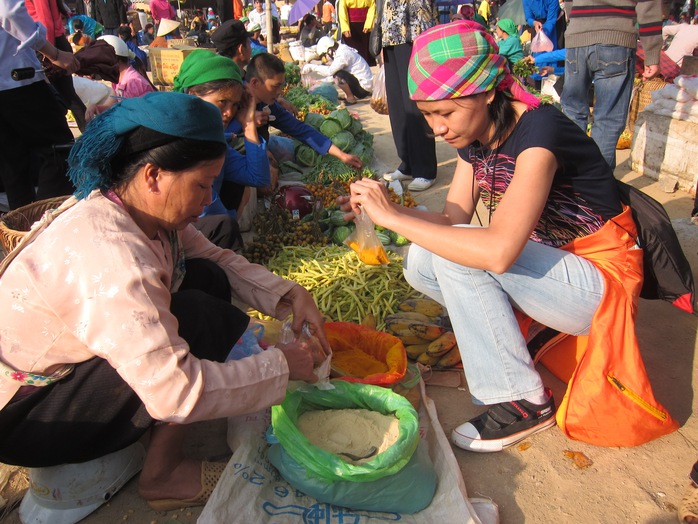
top-left (627, 77), bottom-right (668, 133)
top-left (0, 196), bottom-right (70, 253)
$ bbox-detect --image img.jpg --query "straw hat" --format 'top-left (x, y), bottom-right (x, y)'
top-left (157, 18), bottom-right (181, 37)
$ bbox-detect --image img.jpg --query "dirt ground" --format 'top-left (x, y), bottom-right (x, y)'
top-left (2, 96), bottom-right (697, 524)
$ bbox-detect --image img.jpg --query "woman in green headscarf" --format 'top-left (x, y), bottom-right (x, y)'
top-left (173, 49), bottom-right (272, 218)
top-left (0, 92), bottom-right (328, 515)
top-left (496, 18), bottom-right (524, 67)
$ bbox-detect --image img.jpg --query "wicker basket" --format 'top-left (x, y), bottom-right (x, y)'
top-left (0, 196), bottom-right (70, 253)
top-left (627, 77), bottom-right (668, 133)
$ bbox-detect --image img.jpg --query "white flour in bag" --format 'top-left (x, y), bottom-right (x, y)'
top-left (297, 409), bottom-right (399, 462)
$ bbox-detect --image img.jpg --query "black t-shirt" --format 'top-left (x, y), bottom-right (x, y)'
top-left (459, 104), bottom-right (622, 248)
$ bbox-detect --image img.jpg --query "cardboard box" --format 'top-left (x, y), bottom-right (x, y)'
top-left (148, 46), bottom-right (214, 85)
top-left (167, 38), bottom-right (197, 48)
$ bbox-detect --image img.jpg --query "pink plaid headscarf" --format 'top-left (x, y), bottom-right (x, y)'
top-left (408, 21), bottom-right (539, 110)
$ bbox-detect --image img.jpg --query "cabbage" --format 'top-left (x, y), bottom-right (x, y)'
top-left (309, 82), bottom-right (339, 105)
top-left (349, 117), bottom-right (363, 136)
top-left (328, 108), bottom-right (353, 130)
top-left (320, 118), bottom-right (343, 138)
top-left (304, 112), bottom-right (325, 130)
top-left (331, 130), bottom-right (356, 152)
top-left (295, 144), bottom-right (320, 167)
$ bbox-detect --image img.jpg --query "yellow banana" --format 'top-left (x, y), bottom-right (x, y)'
top-left (398, 298), bottom-right (445, 318)
top-left (408, 321), bottom-right (445, 341)
top-left (385, 320), bottom-right (414, 337)
top-left (426, 331), bottom-right (457, 357)
top-left (385, 312), bottom-right (434, 324)
top-left (437, 346), bottom-right (462, 368)
top-left (417, 351), bottom-right (441, 366)
top-left (405, 343), bottom-right (431, 360)
top-left (398, 334), bottom-right (433, 345)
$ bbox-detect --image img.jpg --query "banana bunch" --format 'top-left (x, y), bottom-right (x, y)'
top-left (385, 297), bottom-right (461, 369)
top-left (408, 331), bottom-right (463, 369)
top-left (398, 298), bottom-right (446, 318)
top-left (384, 312), bottom-right (446, 345)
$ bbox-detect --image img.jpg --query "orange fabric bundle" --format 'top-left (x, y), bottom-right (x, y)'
top-left (520, 207), bottom-right (678, 447)
top-left (326, 322), bottom-right (407, 387)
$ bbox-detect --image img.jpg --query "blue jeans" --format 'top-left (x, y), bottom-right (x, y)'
top-left (561, 45), bottom-right (636, 171)
top-left (403, 234), bottom-right (605, 405)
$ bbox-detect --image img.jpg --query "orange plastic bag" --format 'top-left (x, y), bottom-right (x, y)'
top-left (325, 322), bottom-right (407, 387)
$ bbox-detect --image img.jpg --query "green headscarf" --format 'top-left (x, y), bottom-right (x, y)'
top-left (497, 18), bottom-right (518, 37)
top-left (172, 49), bottom-right (243, 93)
top-left (68, 91), bottom-right (226, 199)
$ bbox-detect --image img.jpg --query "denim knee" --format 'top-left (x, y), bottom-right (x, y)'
top-left (403, 244), bottom-right (433, 289)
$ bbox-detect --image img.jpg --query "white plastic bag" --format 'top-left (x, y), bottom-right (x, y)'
top-left (530, 30), bottom-right (554, 53)
top-left (370, 66), bottom-right (389, 115)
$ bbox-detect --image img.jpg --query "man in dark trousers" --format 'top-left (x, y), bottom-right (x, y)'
top-left (94, 0), bottom-right (127, 36)
top-left (375, 0), bottom-right (438, 192)
top-left (0, 0), bottom-right (79, 210)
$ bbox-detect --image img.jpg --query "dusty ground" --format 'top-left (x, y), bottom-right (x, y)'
top-left (2, 96), bottom-right (697, 524)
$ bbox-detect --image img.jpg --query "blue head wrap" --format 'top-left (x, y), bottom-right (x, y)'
top-left (68, 91), bottom-right (226, 199)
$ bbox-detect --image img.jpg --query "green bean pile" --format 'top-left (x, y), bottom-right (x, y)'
top-left (253, 245), bottom-right (421, 330)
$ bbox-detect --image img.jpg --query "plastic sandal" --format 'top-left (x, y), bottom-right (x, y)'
top-left (679, 484), bottom-right (698, 523)
top-left (147, 461), bottom-right (226, 512)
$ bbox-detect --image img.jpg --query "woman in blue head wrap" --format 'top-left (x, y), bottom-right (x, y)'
top-left (0, 92), bottom-right (329, 513)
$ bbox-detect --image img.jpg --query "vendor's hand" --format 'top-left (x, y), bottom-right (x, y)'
top-left (524, 55), bottom-right (535, 65)
top-left (348, 177), bottom-right (395, 224)
top-left (540, 66), bottom-right (554, 77)
top-left (302, 63), bottom-right (314, 74)
top-left (343, 31), bottom-right (351, 38)
top-left (340, 152), bottom-right (362, 170)
top-left (276, 339), bottom-right (318, 382)
top-left (363, 27), bottom-right (371, 33)
top-left (335, 194), bottom-right (356, 221)
top-left (238, 85), bottom-right (257, 126)
top-left (533, 21), bottom-right (543, 33)
top-left (279, 285), bottom-right (330, 355)
top-left (50, 49), bottom-right (80, 74)
top-left (254, 107), bottom-right (270, 126)
top-left (642, 64), bottom-right (659, 81)
top-left (277, 96), bottom-right (298, 117)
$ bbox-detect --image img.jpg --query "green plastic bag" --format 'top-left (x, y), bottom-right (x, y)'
top-left (270, 381), bottom-right (419, 483)
top-left (267, 439), bottom-right (437, 514)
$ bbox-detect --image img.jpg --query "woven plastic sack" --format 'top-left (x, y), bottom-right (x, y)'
top-left (326, 321), bottom-right (407, 387)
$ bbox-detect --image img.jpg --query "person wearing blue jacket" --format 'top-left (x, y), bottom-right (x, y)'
top-left (173, 50), bottom-right (271, 221)
top-left (528, 48), bottom-right (566, 99)
top-left (231, 52), bottom-right (363, 170)
top-left (523, 0), bottom-right (563, 50)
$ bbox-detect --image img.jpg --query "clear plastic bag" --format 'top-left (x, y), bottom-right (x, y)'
top-left (370, 66), bottom-right (389, 115)
top-left (278, 319), bottom-right (333, 390)
top-left (344, 210), bottom-right (390, 266)
top-left (530, 30), bottom-right (554, 53)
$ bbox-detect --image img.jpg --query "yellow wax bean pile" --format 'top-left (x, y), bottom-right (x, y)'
top-left (254, 245), bottom-right (421, 330)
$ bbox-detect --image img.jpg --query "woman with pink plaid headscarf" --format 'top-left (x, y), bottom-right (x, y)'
top-left (338, 21), bottom-right (663, 452)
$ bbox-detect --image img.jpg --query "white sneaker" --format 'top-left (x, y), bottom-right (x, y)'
top-left (407, 177), bottom-right (435, 191)
top-left (383, 169), bottom-right (412, 182)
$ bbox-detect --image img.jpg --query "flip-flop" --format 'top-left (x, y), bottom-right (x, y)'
top-left (679, 484), bottom-right (698, 523)
top-left (147, 461), bottom-right (226, 512)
